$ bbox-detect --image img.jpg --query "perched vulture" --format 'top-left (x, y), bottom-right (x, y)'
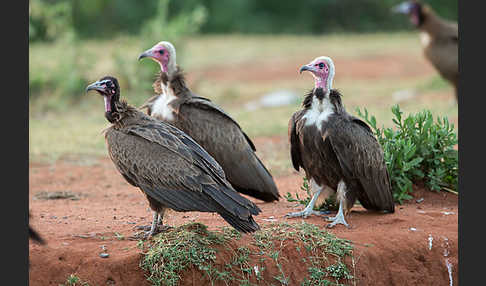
top-left (286, 56), bottom-right (395, 228)
top-left (393, 0), bottom-right (458, 101)
top-left (138, 41), bottom-right (280, 202)
top-left (86, 76), bottom-right (261, 237)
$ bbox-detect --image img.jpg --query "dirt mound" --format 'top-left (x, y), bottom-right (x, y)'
top-left (29, 157), bottom-right (457, 285)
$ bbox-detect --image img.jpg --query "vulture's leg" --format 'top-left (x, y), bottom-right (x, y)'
top-left (285, 179), bottom-right (331, 218)
top-left (326, 181), bottom-right (350, 228)
top-left (132, 209), bottom-right (170, 240)
top-left (134, 211), bottom-right (159, 232)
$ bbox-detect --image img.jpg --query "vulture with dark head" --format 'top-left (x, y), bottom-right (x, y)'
top-left (138, 41), bottom-right (280, 203)
top-left (393, 0), bottom-right (458, 101)
top-left (86, 76), bottom-right (261, 237)
top-left (286, 56), bottom-right (395, 228)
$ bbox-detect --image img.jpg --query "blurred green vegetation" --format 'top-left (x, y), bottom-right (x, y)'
top-left (29, 0), bottom-right (207, 111)
top-left (30, 0), bottom-right (457, 42)
top-left (29, 0), bottom-right (458, 176)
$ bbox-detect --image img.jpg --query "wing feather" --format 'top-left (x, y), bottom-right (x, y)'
top-left (105, 125), bottom-right (261, 232)
top-left (288, 110), bottom-right (305, 171)
top-left (327, 117), bottom-right (394, 212)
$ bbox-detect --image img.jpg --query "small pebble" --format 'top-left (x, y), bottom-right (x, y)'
top-left (416, 198), bottom-right (424, 203)
top-left (409, 227), bottom-right (417, 231)
top-left (99, 253), bottom-right (109, 258)
top-left (442, 211), bottom-right (455, 215)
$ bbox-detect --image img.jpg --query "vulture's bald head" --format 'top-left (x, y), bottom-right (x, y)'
top-left (300, 56), bottom-right (335, 94)
top-left (392, 1), bottom-right (426, 27)
top-left (138, 41), bottom-right (177, 75)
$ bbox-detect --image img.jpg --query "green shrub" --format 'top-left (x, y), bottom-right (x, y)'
top-left (29, 0), bottom-right (74, 42)
top-left (356, 105), bottom-right (458, 203)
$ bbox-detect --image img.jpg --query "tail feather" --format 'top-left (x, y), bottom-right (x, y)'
top-left (218, 211), bottom-right (260, 233)
top-left (230, 152), bottom-right (280, 202)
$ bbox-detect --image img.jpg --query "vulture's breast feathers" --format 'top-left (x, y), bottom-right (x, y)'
top-left (150, 92), bottom-right (178, 121)
top-left (301, 89), bottom-right (336, 131)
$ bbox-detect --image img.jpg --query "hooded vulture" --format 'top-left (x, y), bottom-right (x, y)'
top-left (138, 41), bottom-right (280, 203)
top-left (286, 56), bottom-right (395, 228)
top-left (86, 76), bottom-right (261, 237)
top-left (393, 0), bottom-right (458, 101)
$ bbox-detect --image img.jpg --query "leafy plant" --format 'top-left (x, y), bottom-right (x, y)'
top-left (285, 177), bottom-right (338, 211)
top-left (356, 105), bottom-right (458, 203)
top-left (285, 177), bottom-right (312, 206)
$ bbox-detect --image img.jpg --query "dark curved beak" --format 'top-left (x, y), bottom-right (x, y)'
top-left (299, 65), bottom-right (316, 74)
top-left (85, 80), bottom-right (105, 94)
top-left (392, 1), bottom-right (412, 14)
top-left (138, 49), bottom-right (154, 61)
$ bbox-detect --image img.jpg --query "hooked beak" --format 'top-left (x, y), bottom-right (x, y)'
top-left (299, 65), bottom-right (317, 74)
top-left (392, 1), bottom-right (413, 14)
top-left (138, 48), bottom-right (155, 61)
top-left (86, 80), bottom-right (106, 94)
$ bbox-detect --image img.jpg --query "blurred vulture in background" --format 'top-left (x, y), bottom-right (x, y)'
top-left (393, 0), bottom-right (458, 101)
top-left (86, 76), bottom-right (261, 238)
top-left (286, 56), bottom-right (395, 228)
top-left (138, 41), bottom-right (280, 203)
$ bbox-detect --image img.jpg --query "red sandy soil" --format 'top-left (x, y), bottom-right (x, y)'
top-left (29, 139), bottom-right (458, 285)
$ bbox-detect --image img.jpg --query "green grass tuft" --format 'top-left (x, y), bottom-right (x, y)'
top-left (59, 274), bottom-right (90, 286)
top-left (140, 222), bottom-right (354, 286)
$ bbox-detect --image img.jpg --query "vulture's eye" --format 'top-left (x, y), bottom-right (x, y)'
top-left (106, 82), bottom-right (112, 88)
top-left (319, 63), bottom-right (325, 69)
top-left (159, 50), bottom-right (165, 55)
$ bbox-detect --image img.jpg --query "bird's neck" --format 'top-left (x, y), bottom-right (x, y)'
top-left (416, 6), bottom-right (447, 36)
top-left (105, 99), bottom-right (137, 125)
top-left (154, 66), bottom-right (189, 98)
top-left (314, 76), bottom-right (332, 97)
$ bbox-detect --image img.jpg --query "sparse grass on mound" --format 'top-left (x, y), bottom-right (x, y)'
top-left (139, 222), bottom-right (354, 286)
top-left (59, 274), bottom-right (90, 286)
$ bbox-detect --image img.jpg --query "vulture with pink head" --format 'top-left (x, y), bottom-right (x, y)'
top-left (286, 56), bottom-right (395, 228)
top-left (138, 41), bottom-right (280, 203)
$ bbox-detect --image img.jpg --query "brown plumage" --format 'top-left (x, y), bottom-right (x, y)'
top-left (394, 1), bottom-right (458, 100)
top-left (286, 56), bottom-right (394, 228)
top-left (86, 76), bottom-right (261, 237)
top-left (138, 41), bottom-right (280, 203)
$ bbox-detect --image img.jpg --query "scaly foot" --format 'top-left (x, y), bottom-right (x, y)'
top-left (129, 225), bottom-right (172, 240)
top-left (285, 209), bottom-right (330, 219)
top-left (325, 213), bottom-right (350, 228)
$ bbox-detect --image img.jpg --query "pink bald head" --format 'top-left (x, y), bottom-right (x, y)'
top-left (138, 41), bottom-right (176, 74)
top-left (299, 56), bottom-right (335, 93)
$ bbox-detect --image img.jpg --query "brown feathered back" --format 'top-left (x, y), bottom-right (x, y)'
top-left (141, 67), bottom-right (280, 202)
top-left (289, 88), bottom-right (394, 213)
top-left (106, 99), bottom-right (261, 233)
